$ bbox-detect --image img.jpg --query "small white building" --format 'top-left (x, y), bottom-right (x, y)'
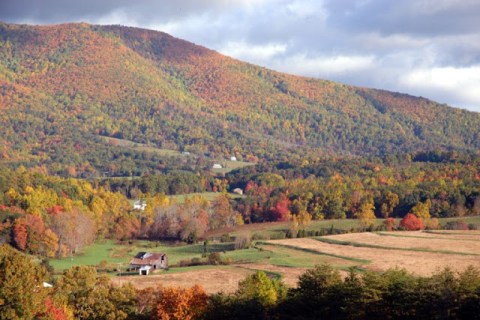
top-left (213, 164), bottom-right (222, 169)
top-left (138, 265), bottom-right (152, 275)
top-left (233, 188), bottom-right (243, 195)
top-left (230, 156), bottom-right (237, 161)
top-left (133, 199), bottom-right (147, 211)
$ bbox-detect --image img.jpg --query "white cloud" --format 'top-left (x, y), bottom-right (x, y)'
top-left (272, 54), bottom-right (375, 78)
top-left (221, 41), bottom-right (287, 62)
top-left (401, 66), bottom-right (480, 111)
top-left (356, 33), bottom-right (429, 51)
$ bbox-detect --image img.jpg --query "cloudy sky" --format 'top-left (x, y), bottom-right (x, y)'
top-left (1, 0), bottom-right (479, 112)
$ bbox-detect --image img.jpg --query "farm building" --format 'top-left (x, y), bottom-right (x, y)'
top-left (133, 199), bottom-right (147, 211)
top-left (212, 163), bottom-right (222, 169)
top-left (233, 188), bottom-right (243, 195)
top-left (129, 252), bottom-right (168, 275)
top-left (230, 156), bottom-right (237, 161)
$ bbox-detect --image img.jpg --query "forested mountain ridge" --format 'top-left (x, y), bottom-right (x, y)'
top-left (0, 22), bottom-right (479, 176)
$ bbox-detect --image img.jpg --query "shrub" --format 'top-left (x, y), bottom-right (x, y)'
top-left (270, 231), bottom-right (286, 240)
top-left (208, 252), bottom-right (222, 265)
top-left (286, 229), bottom-right (295, 238)
top-left (178, 257), bottom-right (206, 267)
top-left (400, 214), bottom-right (424, 230)
top-left (297, 229), bottom-right (306, 238)
top-left (468, 223), bottom-right (479, 230)
top-left (186, 232), bottom-right (197, 244)
top-left (191, 257), bottom-right (203, 266)
top-left (220, 234), bottom-right (232, 243)
top-left (234, 233), bottom-right (251, 249)
top-left (252, 232), bottom-right (270, 240)
top-left (444, 220), bottom-right (469, 230)
top-left (426, 218), bottom-right (440, 230)
top-left (384, 217), bottom-right (396, 231)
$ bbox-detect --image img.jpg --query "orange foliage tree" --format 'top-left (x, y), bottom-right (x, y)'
top-left (400, 213), bottom-right (424, 231)
top-left (155, 285), bottom-right (208, 320)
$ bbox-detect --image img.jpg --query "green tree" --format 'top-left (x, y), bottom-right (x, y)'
top-left (54, 266), bottom-right (136, 320)
top-left (236, 271), bottom-right (286, 307)
top-left (380, 191), bottom-right (399, 218)
top-left (0, 244), bottom-right (49, 319)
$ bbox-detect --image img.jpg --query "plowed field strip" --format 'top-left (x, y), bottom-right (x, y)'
top-left (313, 237), bottom-right (479, 256)
top-left (376, 232), bottom-right (480, 242)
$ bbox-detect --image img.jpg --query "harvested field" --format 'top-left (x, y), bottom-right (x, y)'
top-left (112, 267), bottom-right (254, 294)
top-left (379, 230), bottom-right (480, 241)
top-left (324, 232), bottom-right (480, 255)
top-left (269, 233), bottom-right (480, 276)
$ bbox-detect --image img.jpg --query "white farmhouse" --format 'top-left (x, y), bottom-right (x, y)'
top-left (133, 199), bottom-right (147, 211)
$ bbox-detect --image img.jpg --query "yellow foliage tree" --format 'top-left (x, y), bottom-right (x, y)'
top-left (355, 198), bottom-right (376, 229)
top-left (412, 200), bottom-right (431, 222)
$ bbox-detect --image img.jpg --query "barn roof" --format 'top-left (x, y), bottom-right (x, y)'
top-left (130, 252), bottom-right (166, 266)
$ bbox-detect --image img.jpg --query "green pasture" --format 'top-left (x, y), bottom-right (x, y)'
top-left (100, 136), bottom-right (186, 157)
top-left (211, 160), bottom-right (255, 175)
top-left (50, 240), bottom-right (253, 272)
top-left (170, 192), bottom-right (244, 204)
top-left (253, 243), bottom-right (366, 269)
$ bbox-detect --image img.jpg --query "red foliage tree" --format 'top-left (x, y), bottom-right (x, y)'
top-left (47, 205), bottom-right (64, 215)
top-left (13, 219), bottom-right (28, 251)
top-left (38, 298), bottom-right (70, 320)
top-left (245, 181), bottom-right (256, 193)
top-left (269, 193), bottom-right (291, 222)
top-left (400, 213), bottom-right (424, 231)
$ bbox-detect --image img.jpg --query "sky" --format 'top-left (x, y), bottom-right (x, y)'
top-left (1, 0), bottom-right (479, 112)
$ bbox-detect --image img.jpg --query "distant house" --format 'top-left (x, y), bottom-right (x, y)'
top-left (133, 199), bottom-right (147, 211)
top-left (130, 252), bottom-right (168, 275)
top-left (212, 163), bottom-right (222, 169)
top-left (182, 151), bottom-right (191, 155)
top-left (230, 156), bottom-right (237, 161)
top-left (233, 188), bottom-right (243, 195)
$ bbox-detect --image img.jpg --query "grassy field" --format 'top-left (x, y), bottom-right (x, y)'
top-left (211, 160), bottom-right (255, 175)
top-left (101, 136), bottom-right (184, 157)
top-left (170, 192), bottom-right (244, 204)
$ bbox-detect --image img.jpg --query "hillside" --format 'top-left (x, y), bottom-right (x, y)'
top-left (0, 22), bottom-right (479, 176)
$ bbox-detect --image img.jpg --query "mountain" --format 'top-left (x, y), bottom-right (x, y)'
top-left (0, 22), bottom-right (479, 176)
